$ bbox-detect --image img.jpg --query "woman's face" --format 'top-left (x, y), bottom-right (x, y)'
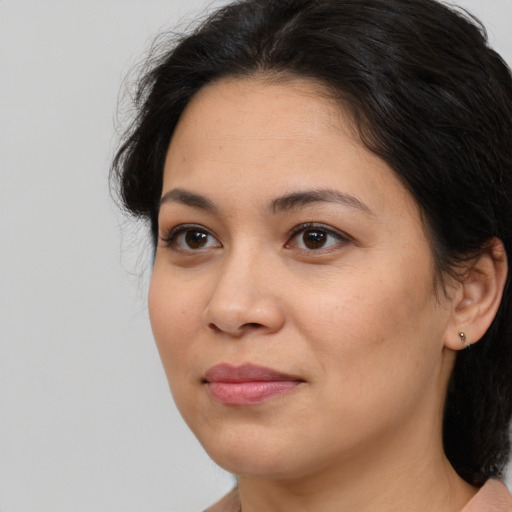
top-left (149, 77), bottom-right (458, 479)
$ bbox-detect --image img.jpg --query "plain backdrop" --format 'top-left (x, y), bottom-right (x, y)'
top-left (1, 1), bottom-right (511, 511)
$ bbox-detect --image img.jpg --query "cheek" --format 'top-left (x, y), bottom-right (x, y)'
top-left (148, 268), bottom-right (203, 373)
top-left (300, 263), bottom-right (443, 393)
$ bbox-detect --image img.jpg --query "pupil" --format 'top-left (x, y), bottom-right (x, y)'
top-left (185, 230), bottom-right (208, 248)
top-left (303, 229), bottom-right (326, 249)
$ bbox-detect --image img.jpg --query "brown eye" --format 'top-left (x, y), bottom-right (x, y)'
top-left (302, 229), bottom-right (327, 249)
top-left (161, 225), bottom-right (222, 251)
top-left (287, 224), bottom-right (349, 251)
top-left (185, 230), bottom-right (209, 249)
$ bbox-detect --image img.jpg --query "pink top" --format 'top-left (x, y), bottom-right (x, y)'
top-left (205, 479), bottom-right (512, 512)
top-left (461, 479), bottom-right (512, 512)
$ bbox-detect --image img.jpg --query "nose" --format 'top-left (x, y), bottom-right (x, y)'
top-left (202, 249), bottom-right (285, 337)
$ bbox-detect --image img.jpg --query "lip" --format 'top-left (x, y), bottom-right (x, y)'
top-left (203, 364), bottom-right (304, 406)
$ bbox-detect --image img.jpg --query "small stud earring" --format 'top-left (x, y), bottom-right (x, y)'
top-left (458, 332), bottom-right (467, 344)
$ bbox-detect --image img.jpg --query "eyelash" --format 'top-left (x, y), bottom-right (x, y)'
top-left (159, 222), bottom-right (351, 252)
top-left (286, 222), bottom-right (351, 252)
top-left (159, 224), bottom-right (221, 251)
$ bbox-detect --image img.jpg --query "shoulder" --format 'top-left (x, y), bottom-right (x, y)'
top-left (462, 479), bottom-right (512, 512)
top-left (203, 488), bottom-right (240, 512)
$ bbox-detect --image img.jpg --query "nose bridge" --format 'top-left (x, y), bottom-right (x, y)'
top-left (202, 241), bottom-right (284, 336)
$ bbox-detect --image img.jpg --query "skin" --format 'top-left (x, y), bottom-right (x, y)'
top-left (149, 76), bottom-right (480, 512)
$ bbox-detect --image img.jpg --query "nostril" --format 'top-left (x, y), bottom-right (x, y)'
top-left (207, 321), bottom-right (263, 334)
top-left (208, 323), bottom-right (221, 333)
top-left (243, 322), bottom-right (264, 330)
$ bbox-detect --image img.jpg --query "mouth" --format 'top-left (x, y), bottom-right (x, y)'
top-left (203, 363), bottom-right (304, 406)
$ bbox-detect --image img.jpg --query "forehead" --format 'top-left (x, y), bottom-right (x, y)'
top-left (164, 77), bottom-right (418, 219)
top-left (183, 75), bottom-right (347, 137)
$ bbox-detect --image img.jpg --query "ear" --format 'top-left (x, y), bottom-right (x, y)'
top-left (444, 237), bottom-right (508, 351)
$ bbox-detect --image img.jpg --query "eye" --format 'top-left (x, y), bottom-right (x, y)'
top-left (287, 224), bottom-right (349, 251)
top-left (160, 224), bottom-right (221, 251)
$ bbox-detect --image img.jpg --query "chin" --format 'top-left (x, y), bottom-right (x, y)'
top-left (195, 424), bottom-right (307, 478)
top-left (210, 451), bottom-right (304, 480)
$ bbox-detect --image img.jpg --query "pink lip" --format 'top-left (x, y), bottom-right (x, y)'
top-left (203, 364), bottom-right (304, 406)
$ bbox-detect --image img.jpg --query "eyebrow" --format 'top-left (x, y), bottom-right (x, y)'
top-left (159, 187), bottom-right (373, 216)
top-left (160, 188), bottom-right (218, 212)
top-left (270, 189), bottom-right (374, 215)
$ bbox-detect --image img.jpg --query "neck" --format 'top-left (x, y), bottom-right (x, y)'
top-left (237, 415), bottom-right (476, 512)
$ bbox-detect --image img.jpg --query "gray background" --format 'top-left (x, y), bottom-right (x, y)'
top-left (1, 1), bottom-right (511, 510)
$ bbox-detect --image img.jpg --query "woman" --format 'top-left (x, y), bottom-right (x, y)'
top-left (112, 0), bottom-right (512, 510)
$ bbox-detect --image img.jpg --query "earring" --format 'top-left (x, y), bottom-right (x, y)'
top-left (458, 332), bottom-right (467, 344)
